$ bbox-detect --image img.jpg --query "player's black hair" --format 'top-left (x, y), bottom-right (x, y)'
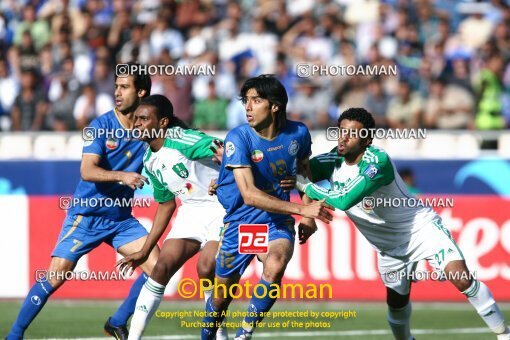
top-left (115, 62), bottom-right (152, 98)
top-left (338, 108), bottom-right (376, 131)
top-left (139, 94), bottom-right (188, 128)
top-left (239, 74), bottom-right (288, 130)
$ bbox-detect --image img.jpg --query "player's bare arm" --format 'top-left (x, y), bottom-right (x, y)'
top-left (117, 199), bottom-right (176, 274)
top-left (232, 166), bottom-right (333, 223)
top-left (80, 154), bottom-right (148, 190)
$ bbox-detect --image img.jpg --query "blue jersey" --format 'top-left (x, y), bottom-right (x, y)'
top-left (216, 121), bottom-right (312, 225)
top-left (67, 110), bottom-right (147, 221)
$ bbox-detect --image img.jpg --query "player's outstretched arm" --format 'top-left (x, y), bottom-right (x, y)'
top-left (233, 167), bottom-right (333, 223)
top-left (117, 199), bottom-right (176, 274)
top-left (296, 168), bottom-right (393, 211)
top-left (80, 154), bottom-right (148, 189)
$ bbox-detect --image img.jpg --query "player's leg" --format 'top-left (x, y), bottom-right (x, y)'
top-left (105, 218), bottom-right (160, 336)
top-left (444, 260), bottom-right (510, 338)
top-left (235, 237), bottom-right (294, 339)
top-left (386, 287), bottom-right (413, 340)
top-left (128, 238), bottom-right (201, 339)
top-left (424, 219), bottom-right (510, 339)
top-left (378, 253), bottom-right (415, 340)
top-left (197, 240), bottom-right (220, 306)
top-left (202, 222), bottom-right (252, 340)
top-left (6, 257), bottom-right (76, 339)
top-left (197, 240), bottom-right (229, 340)
top-left (7, 214), bottom-right (94, 339)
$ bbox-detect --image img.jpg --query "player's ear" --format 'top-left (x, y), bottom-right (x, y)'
top-left (271, 104), bottom-right (279, 113)
top-left (159, 117), bottom-right (169, 129)
top-left (137, 89), bottom-right (147, 98)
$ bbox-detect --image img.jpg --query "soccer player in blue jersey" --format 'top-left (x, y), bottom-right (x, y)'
top-left (6, 64), bottom-right (158, 340)
top-left (201, 75), bottom-right (333, 340)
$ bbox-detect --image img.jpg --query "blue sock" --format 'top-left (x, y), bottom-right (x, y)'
top-left (201, 296), bottom-right (224, 340)
top-left (109, 273), bottom-right (148, 327)
top-left (236, 279), bottom-right (278, 338)
top-left (7, 278), bottom-right (55, 339)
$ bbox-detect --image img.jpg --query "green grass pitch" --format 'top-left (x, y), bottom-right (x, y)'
top-left (1, 300), bottom-right (509, 339)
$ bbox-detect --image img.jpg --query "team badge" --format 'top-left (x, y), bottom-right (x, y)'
top-left (251, 150), bottom-right (264, 163)
top-left (288, 140), bottom-right (299, 156)
top-left (105, 137), bottom-right (118, 150)
top-left (364, 164), bottom-right (379, 179)
top-left (225, 141), bottom-right (235, 157)
top-left (172, 162), bottom-right (189, 178)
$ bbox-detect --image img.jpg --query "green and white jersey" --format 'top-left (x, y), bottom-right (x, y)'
top-left (305, 145), bottom-right (438, 251)
top-left (143, 127), bottom-right (221, 207)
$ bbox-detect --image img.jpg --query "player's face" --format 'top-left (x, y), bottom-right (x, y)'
top-left (114, 76), bottom-right (139, 113)
top-left (243, 88), bottom-right (275, 129)
top-left (134, 105), bottom-right (159, 142)
top-left (337, 119), bottom-right (370, 158)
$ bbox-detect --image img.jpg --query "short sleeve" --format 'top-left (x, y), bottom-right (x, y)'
top-left (144, 166), bottom-right (175, 203)
top-left (82, 119), bottom-right (105, 156)
top-left (297, 124), bottom-right (312, 160)
top-left (223, 129), bottom-right (251, 169)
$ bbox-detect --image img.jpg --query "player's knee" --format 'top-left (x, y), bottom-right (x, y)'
top-left (263, 259), bottom-right (288, 282)
top-left (386, 288), bottom-right (410, 309)
top-left (151, 261), bottom-right (173, 284)
top-left (451, 277), bottom-right (472, 292)
top-left (197, 257), bottom-right (215, 280)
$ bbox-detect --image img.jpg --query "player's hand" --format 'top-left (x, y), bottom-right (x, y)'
top-left (295, 174), bottom-right (312, 192)
top-left (210, 139), bottom-right (224, 164)
top-left (300, 199), bottom-right (333, 224)
top-left (298, 217), bottom-right (317, 244)
top-left (116, 251), bottom-right (148, 277)
top-left (208, 178), bottom-right (218, 196)
top-left (280, 176), bottom-right (296, 192)
top-left (120, 172), bottom-right (148, 190)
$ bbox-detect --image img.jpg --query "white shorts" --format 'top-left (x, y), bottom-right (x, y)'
top-left (165, 204), bottom-right (225, 249)
top-left (377, 219), bottom-right (465, 295)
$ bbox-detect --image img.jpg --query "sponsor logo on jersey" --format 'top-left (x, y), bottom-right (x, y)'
top-left (364, 164), bottom-right (379, 179)
top-left (185, 182), bottom-right (193, 193)
top-left (83, 139), bottom-right (93, 147)
top-left (251, 150), bottom-right (264, 163)
top-left (225, 141), bottom-right (235, 157)
top-left (288, 140), bottom-right (299, 156)
top-left (172, 162), bottom-right (189, 178)
top-left (105, 137), bottom-right (118, 150)
top-left (267, 145), bottom-right (283, 152)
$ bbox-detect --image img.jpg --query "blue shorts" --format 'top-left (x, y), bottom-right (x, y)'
top-left (51, 214), bottom-right (148, 262)
top-left (215, 221), bottom-right (295, 278)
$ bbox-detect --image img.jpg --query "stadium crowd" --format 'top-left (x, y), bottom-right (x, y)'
top-left (0, 0), bottom-right (509, 132)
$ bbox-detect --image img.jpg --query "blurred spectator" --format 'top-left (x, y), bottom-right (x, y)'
top-left (10, 68), bottom-right (48, 131)
top-left (118, 24), bottom-right (150, 64)
top-left (92, 58), bottom-right (115, 96)
top-left (289, 79), bottom-right (330, 129)
top-left (0, 60), bottom-right (19, 128)
top-left (424, 78), bottom-right (474, 129)
top-left (364, 77), bottom-right (390, 128)
top-left (46, 77), bottom-right (78, 131)
top-left (192, 80), bottom-right (228, 130)
top-left (149, 13), bottom-right (184, 59)
top-left (399, 168), bottom-right (421, 195)
top-left (152, 73), bottom-right (193, 125)
top-left (13, 4), bottom-right (51, 51)
top-left (73, 84), bottom-right (113, 130)
top-left (387, 80), bottom-right (423, 129)
top-left (474, 53), bottom-right (506, 129)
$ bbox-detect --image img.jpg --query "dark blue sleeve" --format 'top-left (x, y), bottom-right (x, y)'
top-left (223, 129), bottom-right (251, 168)
top-left (82, 118), bottom-right (105, 156)
top-left (297, 124), bottom-right (312, 160)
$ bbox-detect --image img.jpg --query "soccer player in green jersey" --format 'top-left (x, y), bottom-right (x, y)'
top-left (295, 108), bottom-right (510, 340)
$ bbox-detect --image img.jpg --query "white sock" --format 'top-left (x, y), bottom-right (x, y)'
top-left (463, 280), bottom-right (508, 334)
top-left (128, 278), bottom-right (165, 340)
top-left (387, 303), bottom-right (413, 340)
